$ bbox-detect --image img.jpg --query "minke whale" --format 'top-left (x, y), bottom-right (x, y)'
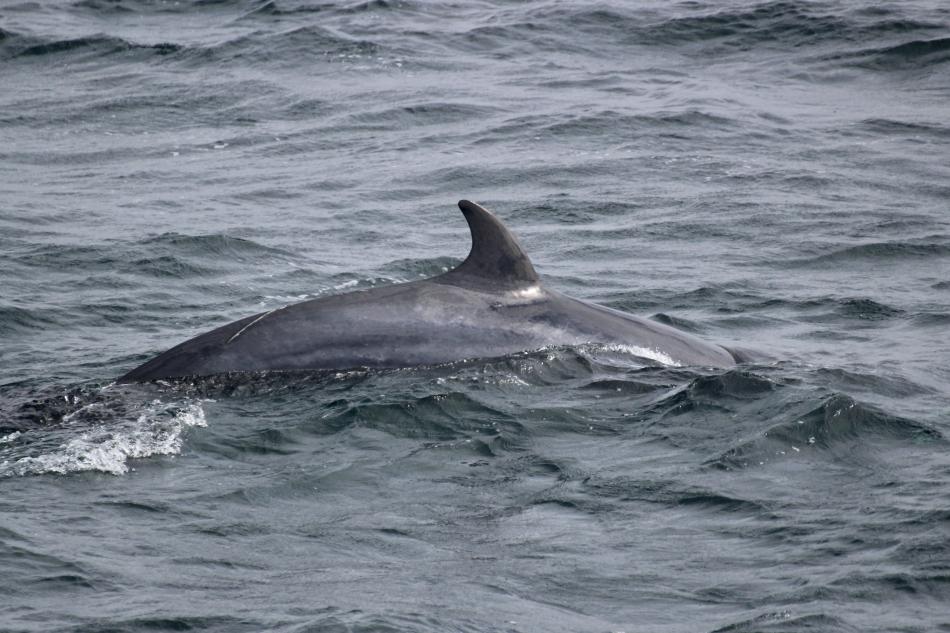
top-left (119, 200), bottom-right (736, 382)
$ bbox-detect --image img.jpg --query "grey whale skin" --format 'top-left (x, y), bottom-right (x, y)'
top-left (119, 201), bottom-right (735, 382)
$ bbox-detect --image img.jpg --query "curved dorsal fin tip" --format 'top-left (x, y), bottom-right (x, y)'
top-left (442, 199), bottom-right (540, 290)
top-left (458, 199), bottom-right (481, 212)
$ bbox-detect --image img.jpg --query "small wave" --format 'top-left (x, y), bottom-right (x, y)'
top-left (709, 393), bottom-right (943, 470)
top-left (0, 21), bottom-right (388, 71)
top-left (180, 25), bottom-right (380, 67)
top-left (650, 312), bottom-right (703, 333)
top-left (140, 232), bottom-right (295, 261)
top-left (71, 0), bottom-right (134, 13)
top-left (242, 0), bottom-right (407, 19)
top-left (812, 368), bottom-right (933, 399)
top-left (59, 615), bottom-right (259, 632)
top-left (676, 291), bottom-right (904, 326)
top-left (833, 297), bottom-right (903, 321)
top-left (785, 239), bottom-right (950, 266)
top-left (829, 570), bottom-right (950, 601)
top-left (14, 234), bottom-right (299, 280)
top-left (529, 2), bottom-right (945, 57)
top-left (346, 102), bottom-right (497, 129)
top-left (856, 118), bottom-right (950, 139)
top-left (542, 110), bottom-right (738, 140)
top-left (638, 2), bottom-right (851, 48)
top-left (911, 312), bottom-right (950, 327)
top-left (240, 0), bottom-right (296, 17)
top-left (335, 0), bottom-right (406, 14)
top-left (0, 78), bottom-right (288, 130)
top-left (828, 36), bottom-right (950, 70)
top-left (711, 612), bottom-right (849, 633)
top-left (0, 398), bottom-right (207, 477)
top-left (579, 377), bottom-right (669, 397)
top-left (1, 29), bottom-right (180, 61)
top-left (583, 475), bottom-right (769, 515)
top-left (0, 305), bottom-right (61, 337)
top-left (614, 284), bottom-right (767, 314)
top-left (14, 243), bottom-right (207, 278)
top-left (129, 254), bottom-right (214, 279)
top-left (597, 368), bottom-right (778, 424)
top-left (687, 370), bottom-right (778, 400)
top-left (313, 391), bottom-right (515, 441)
top-left (1, 535), bottom-right (115, 597)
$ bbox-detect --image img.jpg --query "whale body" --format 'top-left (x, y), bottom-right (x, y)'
top-left (118, 200), bottom-right (736, 382)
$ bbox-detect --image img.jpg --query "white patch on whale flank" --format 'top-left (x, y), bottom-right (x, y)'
top-left (509, 285), bottom-right (543, 299)
top-left (227, 308), bottom-right (279, 344)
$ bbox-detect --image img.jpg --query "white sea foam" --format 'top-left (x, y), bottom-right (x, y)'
top-left (331, 279), bottom-right (360, 291)
top-left (600, 344), bottom-right (682, 367)
top-left (1, 400), bottom-right (207, 477)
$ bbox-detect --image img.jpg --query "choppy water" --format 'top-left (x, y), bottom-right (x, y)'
top-left (2, 1), bottom-right (950, 631)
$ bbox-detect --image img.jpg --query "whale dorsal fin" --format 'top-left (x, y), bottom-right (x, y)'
top-left (439, 200), bottom-right (540, 290)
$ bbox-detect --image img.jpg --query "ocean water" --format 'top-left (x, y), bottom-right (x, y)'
top-left (2, 0), bottom-right (950, 631)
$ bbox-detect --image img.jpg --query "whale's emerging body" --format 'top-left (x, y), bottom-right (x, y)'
top-left (118, 201), bottom-right (735, 382)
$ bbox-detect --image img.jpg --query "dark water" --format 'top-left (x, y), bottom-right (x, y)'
top-left (2, 0), bottom-right (950, 631)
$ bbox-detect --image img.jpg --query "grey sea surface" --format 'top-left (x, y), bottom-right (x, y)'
top-left (2, 1), bottom-right (950, 631)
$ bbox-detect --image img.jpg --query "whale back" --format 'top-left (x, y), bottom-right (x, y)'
top-left (117, 199), bottom-right (739, 383)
